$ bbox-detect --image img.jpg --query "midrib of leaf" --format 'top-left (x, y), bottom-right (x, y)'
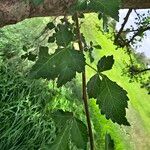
top-left (73, 119), bottom-right (83, 140)
top-left (91, 0), bottom-right (112, 12)
top-left (33, 49), bottom-right (65, 76)
top-left (55, 123), bottom-right (71, 150)
top-left (68, 50), bottom-right (76, 67)
top-left (60, 29), bottom-right (68, 47)
top-left (58, 66), bottom-right (69, 80)
top-left (103, 78), bottom-right (120, 116)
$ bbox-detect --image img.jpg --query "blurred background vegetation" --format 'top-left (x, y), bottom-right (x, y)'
top-left (0, 15), bottom-right (150, 150)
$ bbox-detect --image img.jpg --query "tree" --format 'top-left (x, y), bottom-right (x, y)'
top-left (0, 0), bottom-right (150, 27)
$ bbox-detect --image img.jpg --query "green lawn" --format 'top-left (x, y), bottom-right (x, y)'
top-left (81, 14), bottom-right (150, 150)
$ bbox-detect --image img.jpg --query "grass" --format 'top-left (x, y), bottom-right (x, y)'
top-left (1, 15), bottom-right (150, 150)
top-left (81, 14), bottom-right (150, 150)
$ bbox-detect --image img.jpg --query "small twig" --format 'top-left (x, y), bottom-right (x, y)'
top-left (125, 26), bottom-right (150, 46)
top-left (126, 47), bottom-right (134, 65)
top-left (114, 9), bottom-right (132, 43)
top-left (136, 68), bottom-right (150, 74)
top-left (134, 10), bottom-right (142, 24)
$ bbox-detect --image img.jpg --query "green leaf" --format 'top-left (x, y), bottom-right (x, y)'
top-left (70, 0), bottom-right (88, 13)
top-left (88, 0), bottom-right (120, 21)
top-left (105, 133), bottom-right (114, 150)
top-left (47, 22), bottom-right (55, 30)
top-left (30, 46), bottom-right (85, 87)
top-left (71, 118), bottom-right (88, 149)
top-left (47, 125), bottom-right (70, 150)
top-left (51, 110), bottom-right (73, 128)
top-left (27, 52), bottom-right (37, 61)
top-left (32, 0), bottom-right (43, 5)
top-left (98, 12), bottom-right (103, 20)
top-left (51, 110), bottom-right (88, 150)
top-left (87, 74), bottom-right (130, 125)
top-left (21, 52), bottom-right (37, 61)
top-left (55, 24), bottom-right (74, 47)
top-left (48, 36), bottom-right (55, 43)
top-left (87, 74), bottom-right (101, 98)
top-left (22, 45), bottom-right (28, 52)
top-left (97, 55), bottom-right (114, 72)
top-left (93, 44), bottom-right (102, 49)
top-left (103, 15), bottom-right (109, 32)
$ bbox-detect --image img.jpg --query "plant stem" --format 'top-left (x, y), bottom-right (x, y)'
top-left (86, 63), bottom-right (98, 73)
top-left (74, 12), bottom-right (94, 150)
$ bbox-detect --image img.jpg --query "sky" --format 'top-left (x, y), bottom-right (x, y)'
top-left (116, 9), bottom-right (150, 58)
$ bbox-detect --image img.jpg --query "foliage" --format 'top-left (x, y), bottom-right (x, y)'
top-left (105, 134), bottom-right (114, 150)
top-left (30, 46), bottom-right (85, 87)
top-left (47, 110), bottom-right (88, 150)
top-left (30, 17), bottom-right (129, 125)
top-left (114, 9), bottom-right (150, 94)
top-left (0, 58), bottom-right (86, 150)
top-left (26, 0), bottom-right (131, 149)
top-left (81, 14), bottom-right (150, 149)
top-left (87, 74), bottom-right (129, 125)
top-left (3, 0), bottom-right (150, 150)
top-left (71, 0), bottom-right (120, 20)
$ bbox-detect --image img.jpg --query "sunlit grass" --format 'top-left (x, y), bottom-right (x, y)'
top-left (81, 14), bottom-right (150, 150)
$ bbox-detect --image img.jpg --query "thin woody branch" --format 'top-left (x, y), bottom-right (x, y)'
top-left (0, 0), bottom-right (75, 27)
top-left (114, 9), bottom-right (132, 44)
top-left (126, 26), bottom-right (150, 46)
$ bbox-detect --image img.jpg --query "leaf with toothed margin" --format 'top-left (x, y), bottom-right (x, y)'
top-left (29, 46), bottom-right (85, 87)
top-left (49, 110), bottom-right (88, 150)
top-left (97, 55), bottom-right (115, 72)
top-left (87, 74), bottom-right (101, 99)
top-left (47, 125), bottom-right (70, 150)
top-left (87, 74), bottom-right (130, 125)
top-left (87, 0), bottom-right (120, 21)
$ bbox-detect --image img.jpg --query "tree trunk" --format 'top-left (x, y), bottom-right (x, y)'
top-left (0, 0), bottom-right (76, 27)
top-left (122, 0), bottom-right (150, 9)
top-left (0, 0), bottom-right (150, 28)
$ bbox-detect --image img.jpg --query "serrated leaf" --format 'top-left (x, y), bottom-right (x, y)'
top-left (51, 110), bottom-right (88, 150)
top-left (97, 55), bottom-right (114, 72)
top-left (30, 46), bottom-right (85, 87)
top-left (87, 74), bottom-right (101, 98)
top-left (71, 118), bottom-right (88, 149)
top-left (47, 125), bottom-right (70, 150)
top-left (55, 24), bottom-right (74, 47)
top-left (51, 110), bottom-right (73, 128)
top-left (88, 0), bottom-right (120, 21)
top-left (87, 74), bottom-right (129, 125)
